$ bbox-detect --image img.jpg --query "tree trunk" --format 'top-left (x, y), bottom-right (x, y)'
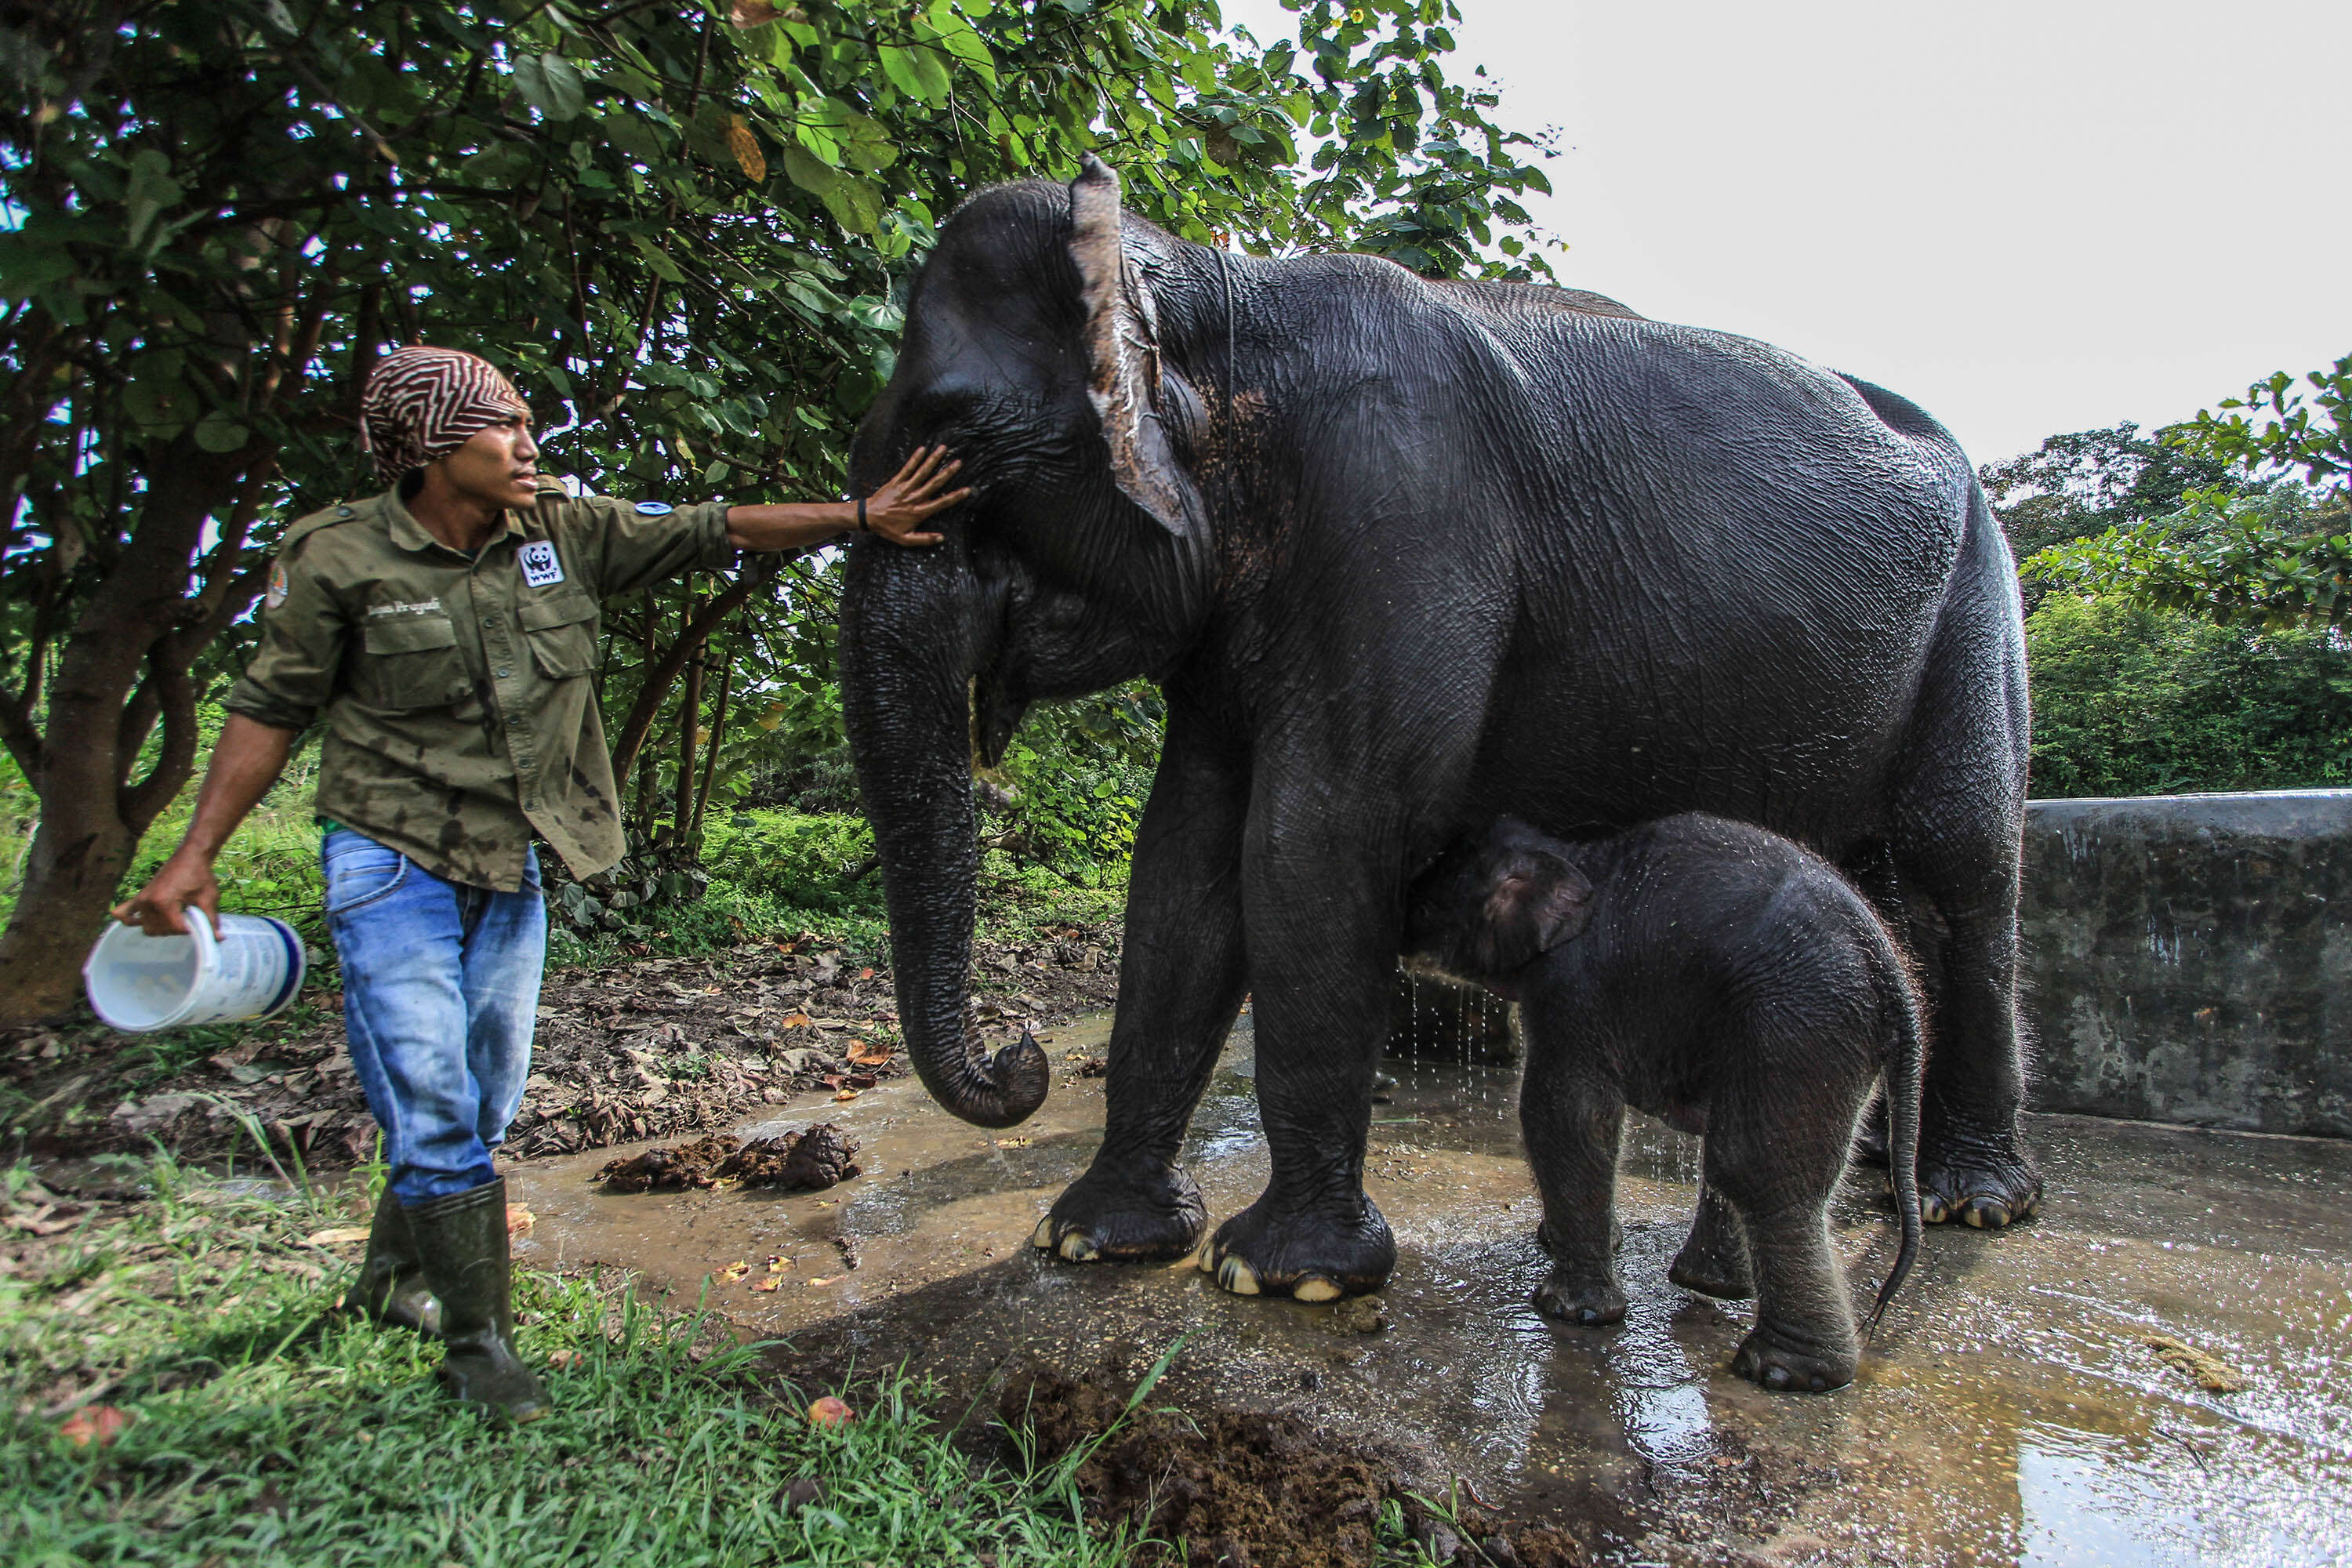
top-left (688, 652), bottom-right (733, 846)
top-left (673, 632), bottom-right (702, 846)
top-left (0, 436), bottom-right (249, 1025)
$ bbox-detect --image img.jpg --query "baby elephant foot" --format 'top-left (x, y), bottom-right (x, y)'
top-left (1534, 1268), bottom-right (1627, 1327)
top-left (1033, 1161), bottom-right (1206, 1263)
top-left (1668, 1233), bottom-right (1754, 1301)
top-left (1198, 1191), bottom-right (1396, 1300)
top-left (1732, 1327), bottom-right (1857, 1393)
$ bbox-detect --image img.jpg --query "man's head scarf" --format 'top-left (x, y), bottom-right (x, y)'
top-left (359, 347), bottom-right (530, 486)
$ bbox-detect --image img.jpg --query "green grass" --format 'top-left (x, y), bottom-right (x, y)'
top-left (0, 1156), bottom-right (1134, 1567)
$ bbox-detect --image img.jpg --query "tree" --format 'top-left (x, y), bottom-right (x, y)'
top-left (0, 0), bottom-right (1558, 1022)
top-left (1978, 422), bottom-right (2230, 614)
top-left (2018, 358), bottom-right (2352, 627)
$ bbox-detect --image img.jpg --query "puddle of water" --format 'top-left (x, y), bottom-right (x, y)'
top-left (505, 1009), bottom-right (2352, 1566)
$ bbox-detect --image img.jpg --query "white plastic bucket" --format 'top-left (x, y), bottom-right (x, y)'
top-left (83, 911), bottom-right (307, 1033)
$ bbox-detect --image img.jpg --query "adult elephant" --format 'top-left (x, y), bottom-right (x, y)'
top-left (839, 158), bottom-right (2037, 1301)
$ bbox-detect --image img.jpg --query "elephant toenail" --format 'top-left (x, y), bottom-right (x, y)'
top-left (1922, 1196), bottom-right (1948, 1224)
top-left (1193, 1240), bottom-right (1217, 1272)
top-left (1031, 1217), bottom-right (1056, 1250)
top-left (1058, 1233), bottom-right (1099, 1261)
top-left (1219, 1258), bottom-right (1261, 1295)
top-left (1294, 1276), bottom-right (1342, 1303)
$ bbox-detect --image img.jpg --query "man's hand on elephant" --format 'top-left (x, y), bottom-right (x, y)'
top-left (859, 445), bottom-right (971, 545)
top-left (112, 852), bottom-right (221, 938)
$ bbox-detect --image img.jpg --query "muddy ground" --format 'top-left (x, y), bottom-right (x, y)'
top-left (1, 922), bottom-right (1119, 1172)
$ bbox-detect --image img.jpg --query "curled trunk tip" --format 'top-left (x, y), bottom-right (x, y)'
top-left (922, 1019), bottom-right (1050, 1129)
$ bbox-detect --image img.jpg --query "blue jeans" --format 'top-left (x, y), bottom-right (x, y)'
top-left (322, 829), bottom-right (546, 1205)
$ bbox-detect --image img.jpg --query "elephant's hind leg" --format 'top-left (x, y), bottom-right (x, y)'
top-left (1885, 512), bottom-right (2042, 1230)
top-left (1669, 1181), bottom-right (1754, 1301)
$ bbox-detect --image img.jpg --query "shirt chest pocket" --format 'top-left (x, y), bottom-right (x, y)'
top-left (519, 592), bottom-right (598, 681)
top-left (356, 615), bottom-right (470, 711)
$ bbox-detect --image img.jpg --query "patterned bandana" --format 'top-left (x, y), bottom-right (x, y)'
top-left (358, 347), bottom-right (530, 486)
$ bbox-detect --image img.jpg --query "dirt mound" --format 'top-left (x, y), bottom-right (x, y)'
top-left (1005, 1369), bottom-right (1585, 1568)
top-left (597, 1123), bottom-right (861, 1193)
top-left (9, 924), bottom-right (1118, 1171)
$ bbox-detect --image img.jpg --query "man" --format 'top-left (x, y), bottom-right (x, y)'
top-left (114, 346), bottom-right (967, 1421)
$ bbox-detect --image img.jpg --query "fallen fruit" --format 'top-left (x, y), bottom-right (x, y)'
top-left (833, 1088), bottom-right (859, 1102)
top-left (807, 1396), bottom-right (854, 1427)
top-left (506, 1204), bottom-right (535, 1236)
top-left (751, 1278), bottom-right (780, 1293)
top-left (59, 1405), bottom-right (130, 1448)
top-left (718, 1260), bottom-right (752, 1283)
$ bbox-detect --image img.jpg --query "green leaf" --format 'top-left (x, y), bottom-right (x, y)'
top-left (628, 233), bottom-right (688, 285)
top-left (122, 151), bottom-right (183, 251)
top-left (878, 44), bottom-right (953, 104)
top-left (513, 51), bottom-right (587, 122)
top-left (779, 143), bottom-right (884, 234)
top-left (192, 411), bottom-right (251, 453)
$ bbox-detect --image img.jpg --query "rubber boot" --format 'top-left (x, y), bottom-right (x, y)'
top-left (406, 1178), bottom-right (550, 1422)
top-left (354, 1184), bottom-right (442, 1336)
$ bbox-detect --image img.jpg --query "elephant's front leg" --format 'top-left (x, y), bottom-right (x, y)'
top-left (1197, 844), bottom-right (1403, 1300)
top-left (1035, 710), bottom-right (1249, 1262)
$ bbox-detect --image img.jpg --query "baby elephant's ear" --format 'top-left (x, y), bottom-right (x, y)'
top-left (1483, 847), bottom-right (1595, 971)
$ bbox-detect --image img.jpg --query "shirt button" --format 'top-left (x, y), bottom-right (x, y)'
top-left (482, 616), bottom-right (497, 628)
top-left (496, 669), bottom-right (512, 679)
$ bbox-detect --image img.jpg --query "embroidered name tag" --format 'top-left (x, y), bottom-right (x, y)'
top-left (518, 539), bottom-right (564, 587)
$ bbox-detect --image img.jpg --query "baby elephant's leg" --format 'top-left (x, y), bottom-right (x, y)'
top-left (1668, 1181), bottom-right (1753, 1300)
top-left (1523, 1056), bottom-right (1628, 1327)
top-left (1708, 1082), bottom-right (1864, 1391)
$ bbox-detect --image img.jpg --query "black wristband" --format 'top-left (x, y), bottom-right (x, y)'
top-left (856, 496), bottom-right (868, 532)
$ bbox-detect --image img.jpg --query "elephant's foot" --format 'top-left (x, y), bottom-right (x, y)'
top-left (1668, 1231), bottom-right (1753, 1301)
top-left (1534, 1266), bottom-right (1626, 1327)
top-left (1033, 1161), bottom-right (1206, 1263)
top-left (1732, 1324), bottom-right (1857, 1393)
top-left (1916, 1121), bottom-right (2043, 1229)
top-left (1198, 1190), bottom-right (1395, 1301)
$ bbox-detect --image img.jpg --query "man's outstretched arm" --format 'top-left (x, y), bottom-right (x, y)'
top-left (725, 445), bottom-right (971, 552)
top-left (113, 715), bottom-right (299, 937)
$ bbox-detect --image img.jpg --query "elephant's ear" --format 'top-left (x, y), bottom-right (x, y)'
top-left (1069, 155), bottom-right (1209, 544)
top-left (1480, 842), bottom-right (1595, 973)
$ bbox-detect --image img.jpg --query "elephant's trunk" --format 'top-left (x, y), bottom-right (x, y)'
top-left (840, 538), bottom-right (1047, 1129)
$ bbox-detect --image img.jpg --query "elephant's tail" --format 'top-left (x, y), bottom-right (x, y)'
top-left (1863, 906), bottom-right (1927, 1339)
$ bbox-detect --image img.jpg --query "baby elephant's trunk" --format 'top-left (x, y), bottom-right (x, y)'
top-left (1864, 916), bottom-right (1927, 1338)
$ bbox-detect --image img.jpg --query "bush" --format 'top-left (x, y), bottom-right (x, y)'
top-left (2026, 593), bottom-right (2352, 797)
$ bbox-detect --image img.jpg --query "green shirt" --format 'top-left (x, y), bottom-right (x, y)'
top-left (224, 481), bottom-right (735, 891)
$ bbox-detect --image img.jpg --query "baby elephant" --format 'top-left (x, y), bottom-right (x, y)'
top-left (1404, 814), bottom-right (1922, 1392)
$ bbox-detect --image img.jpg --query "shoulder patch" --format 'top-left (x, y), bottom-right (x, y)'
top-left (264, 560), bottom-right (290, 610)
top-left (633, 500), bottom-right (674, 517)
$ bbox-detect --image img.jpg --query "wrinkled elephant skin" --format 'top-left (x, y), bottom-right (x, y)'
top-left (839, 157), bottom-right (2036, 1300)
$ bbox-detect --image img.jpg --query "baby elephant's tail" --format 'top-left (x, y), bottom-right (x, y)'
top-left (1864, 913), bottom-right (1926, 1338)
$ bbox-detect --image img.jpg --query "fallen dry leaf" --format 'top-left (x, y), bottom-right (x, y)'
top-left (768, 1254), bottom-right (792, 1272)
top-left (807, 1396), bottom-right (854, 1427)
top-left (59, 1405), bottom-right (130, 1448)
top-left (833, 1089), bottom-right (859, 1102)
top-left (780, 1012), bottom-right (813, 1029)
top-left (857, 968), bottom-right (875, 981)
top-left (847, 1040), bottom-right (892, 1067)
top-left (546, 1348), bottom-right (585, 1370)
top-left (751, 1278), bottom-right (780, 1293)
top-left (808, 1276), bottom-right (837, 1287)
top-left (301, 1225), bottom-right (372, 1248)
top-left (994, 1137), bottom-right (1032, 1149)
top-left (2144, 1332), bottom-right (2249, 1392)
top-left (506, 1204), bottom-right (535, 1237)
top-left (718, 1260), bottom-right (753, 1283)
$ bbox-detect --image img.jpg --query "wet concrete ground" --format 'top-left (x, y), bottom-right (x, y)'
top-left (506, 1010), bottom-right (2352, 1566)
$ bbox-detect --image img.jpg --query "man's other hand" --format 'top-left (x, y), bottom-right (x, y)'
top-left (113, 852), bottom-right (222, 938)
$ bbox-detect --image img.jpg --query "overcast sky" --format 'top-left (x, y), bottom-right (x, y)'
top-left (1221, 0), bottom-right (2352, 466)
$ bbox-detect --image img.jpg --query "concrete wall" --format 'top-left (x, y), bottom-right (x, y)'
top-left (2020, 789), bottom-right (2352, 1138)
